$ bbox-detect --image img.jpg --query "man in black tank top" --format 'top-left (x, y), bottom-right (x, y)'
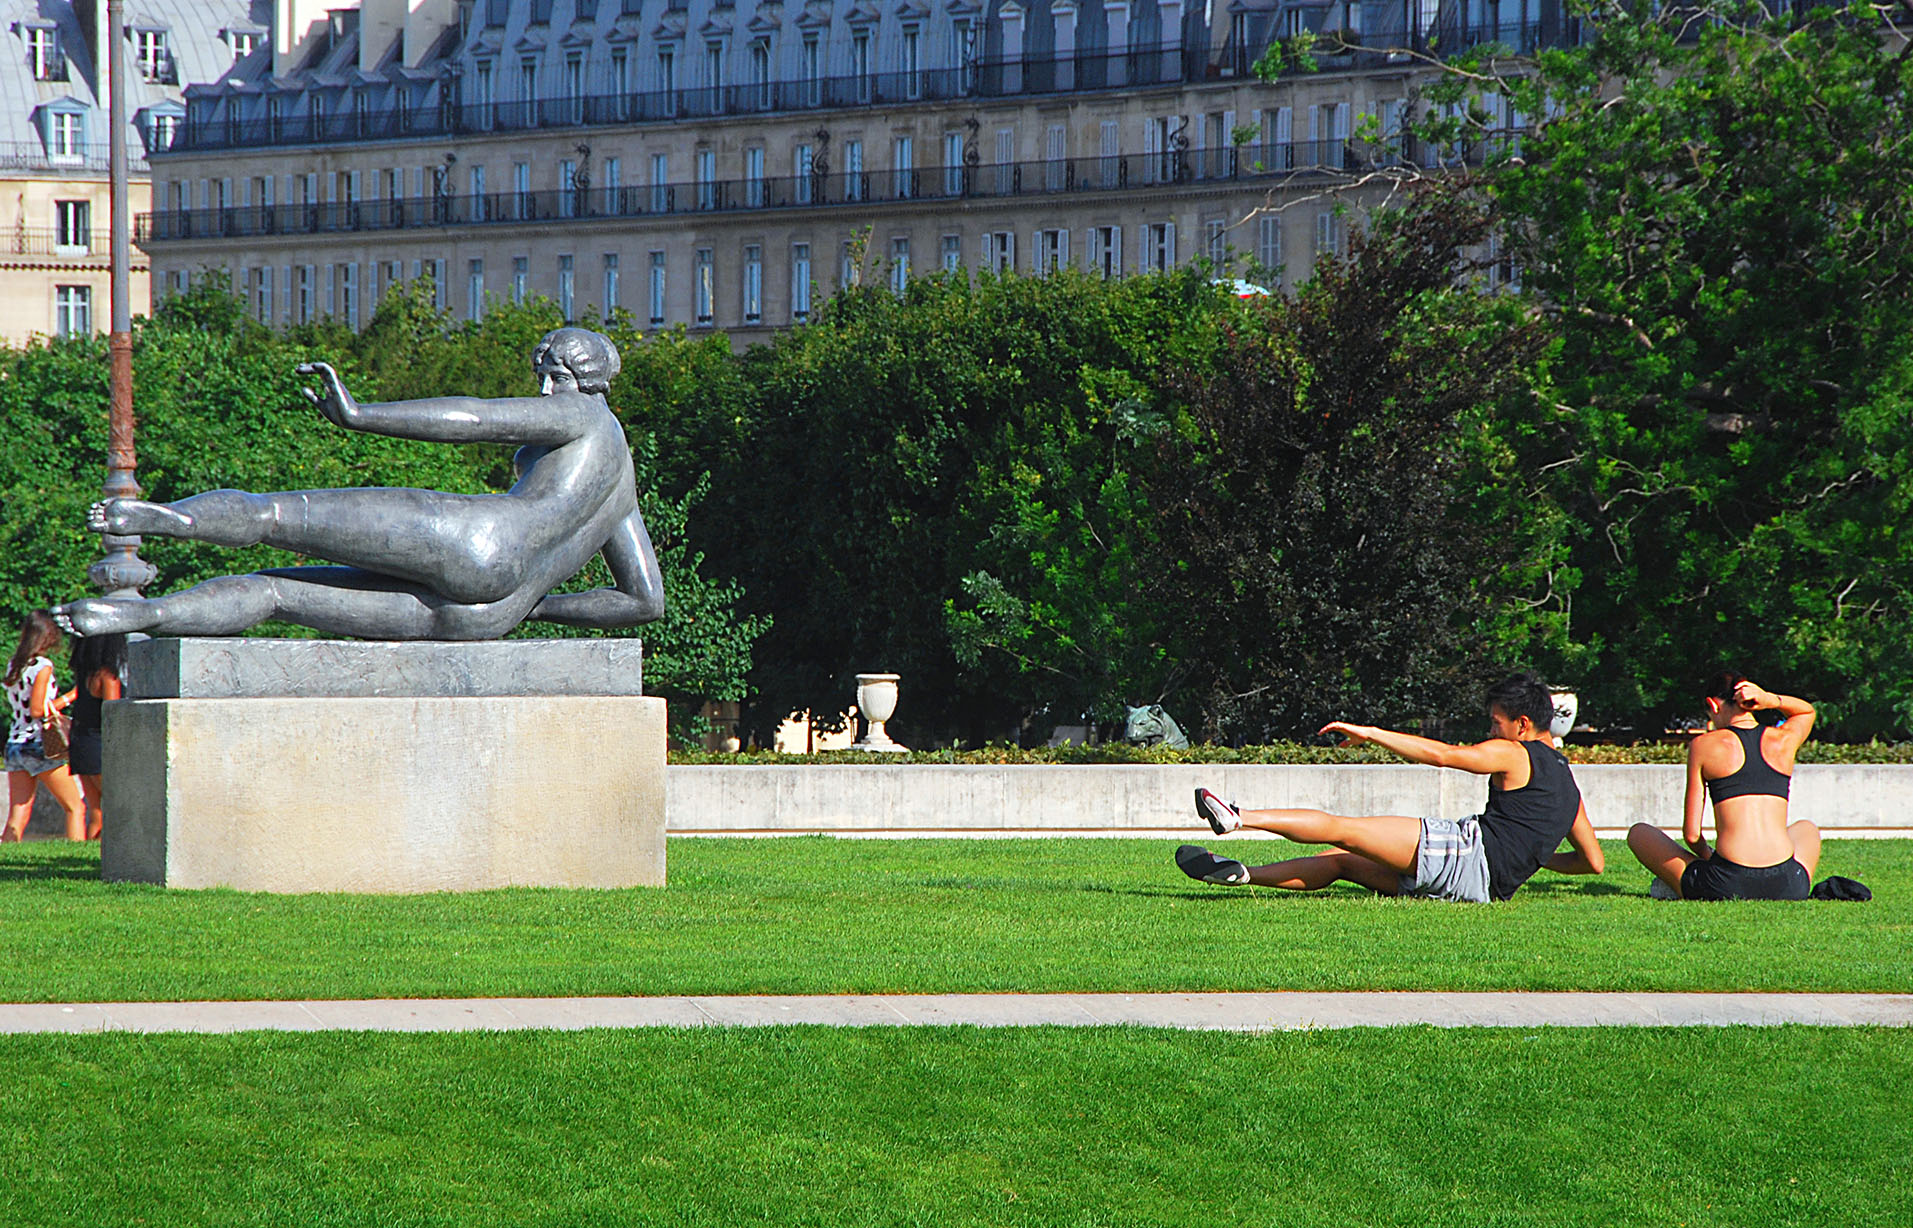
top-left (1178, 673), bottom-right (1604, 902)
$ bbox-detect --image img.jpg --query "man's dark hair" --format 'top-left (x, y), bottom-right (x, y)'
top-left (1485, 672), bottom-right (1554, 730)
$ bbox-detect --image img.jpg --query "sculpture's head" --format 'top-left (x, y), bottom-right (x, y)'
top-left (532, 327), bottom-right (622, 395)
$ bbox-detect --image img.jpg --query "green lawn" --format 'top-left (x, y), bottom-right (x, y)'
top-left (3, 1025), bottom-right (1908, 1227)
top-left (0, 838), bottom-right (1905, 1002)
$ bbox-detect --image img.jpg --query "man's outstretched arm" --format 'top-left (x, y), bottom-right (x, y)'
top-left (1321, 722), bottom-right (1527, 776)
top-left (297, 362), bottom-right (597, 446)
top-left (527, 508), bottom-right (666, 629)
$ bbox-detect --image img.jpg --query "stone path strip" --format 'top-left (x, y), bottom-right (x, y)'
top-left (1, 993), bottom-right (1909, 1035)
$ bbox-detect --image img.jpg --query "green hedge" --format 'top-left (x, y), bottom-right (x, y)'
top-left (668, 741), bottom-right (1913, 766)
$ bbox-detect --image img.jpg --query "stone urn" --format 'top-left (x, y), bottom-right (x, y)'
top-left (1549, 688), bottom-right (1579, 740)
top-left (852, 673), bottom-right (908, 753)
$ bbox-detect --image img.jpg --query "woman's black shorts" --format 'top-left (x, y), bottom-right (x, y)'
top-left (1681, 853), bottom-right (1810, 901)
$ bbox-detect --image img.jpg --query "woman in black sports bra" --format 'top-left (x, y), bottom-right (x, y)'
top-left (1626, 673), bottom-right (1820, 900)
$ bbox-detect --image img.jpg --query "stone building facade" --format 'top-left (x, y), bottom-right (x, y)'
top-left (0, 0), bottom-right (263, 345)
top-left (140, 0), bottom-right (1567, 341)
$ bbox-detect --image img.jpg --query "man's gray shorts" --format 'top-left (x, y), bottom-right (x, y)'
top-left (1397, 816), bottom-right (1492, 903)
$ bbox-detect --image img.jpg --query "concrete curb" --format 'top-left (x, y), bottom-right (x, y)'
top-left (2, 992), bottom-right (1909, 1035)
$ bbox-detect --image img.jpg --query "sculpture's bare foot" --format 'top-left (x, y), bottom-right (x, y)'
top-left (90, 498), bottom-right (192, 538)
top-left (54, 598), bottom-right (153, 637)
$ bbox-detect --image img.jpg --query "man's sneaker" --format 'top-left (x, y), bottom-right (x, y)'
top-left (1194, 787), bottom-right (1241, 835)
top-left (1176, 844), bottom-right (1251, 886)
top-left (1649, 877), bottom-right (1680, 901)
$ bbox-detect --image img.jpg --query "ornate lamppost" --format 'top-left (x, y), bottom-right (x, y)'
top-left (92, 0), bottom-right (156, 598)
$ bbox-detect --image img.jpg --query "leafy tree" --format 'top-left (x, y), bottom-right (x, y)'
top-left (1141, 190), bottom-right (1555, 740)
top-left (722, 268), bottom-right (1227, 745)
top-left (1423, 0), bottom-right (1913, 735)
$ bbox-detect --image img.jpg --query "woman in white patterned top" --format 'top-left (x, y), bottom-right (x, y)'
top-left (5, 610), bottom-right (85, 842)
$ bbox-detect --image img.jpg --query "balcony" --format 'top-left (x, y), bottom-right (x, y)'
top-left (1, 226), bottom-right (102, 258)
top-left (0, 141), bottom-right (152, 175)
top-left (136, 137), bottom-right (1496, 244)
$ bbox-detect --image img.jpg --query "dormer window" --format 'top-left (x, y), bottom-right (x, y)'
top-left (25, 25), bottom-right (66, 81)
top-left (224, 28), bottom-right (262, 62)
top-left (38, 99), bottom-right (89, 163)
top-left (133, 28), bottom-right (175, 84)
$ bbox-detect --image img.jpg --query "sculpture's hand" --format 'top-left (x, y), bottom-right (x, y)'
top-left (296, 361), bottom-right (357, 427)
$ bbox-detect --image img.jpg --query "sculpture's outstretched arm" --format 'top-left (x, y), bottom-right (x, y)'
top-left (527, 507), bottom-right (666, 629)
top-left (297, 362), bottom-right (599, 447)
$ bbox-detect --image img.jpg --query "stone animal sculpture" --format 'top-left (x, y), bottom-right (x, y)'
top-left (1124, 704), bottom-right (1190, 749)
top-left (55, 327), bottom-right (663, 641)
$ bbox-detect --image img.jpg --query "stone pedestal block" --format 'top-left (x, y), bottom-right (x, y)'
top-left (102, 641), bottom-right (665, 892)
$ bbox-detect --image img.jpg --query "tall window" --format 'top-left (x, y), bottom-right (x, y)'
top-left (696, 149), bottom-right (716, 209)
top-left (1206, 219), bottom-right (1226, 268)
top-left (952, 19), bottom-right (975, 91)
top-left (943, 132), bottom-right (964, 196)
top-left (604, 253), bottom-right (620, 312)
top-left (340, 262), bottom-right (358, 328)
top-left (610, 48), bottom-right (629, 113)
top-left (940, 233), bottom-right (961, 272)
top-left (512, 255), bottom-right (528, 304)
top-left (560, 159), bottom-right (578, 217)
top-left (1256, 215), bottom-right (1282, 276)
top-left (844, 140), bottom-right (863, 202)
top-left (48, 110), bottom-right (82, 161)
top-left (745, 147), bottom-right (764, 207)
top-left (519, 56), bottom-right (537, 113)
top-left (296, 264), bottom-right (313, 323)
top-left (513, 161), bottom-right (531, 220)
top-left (839, 239), bottom-right (859, 287)
top-left (705, 40), bottom-right (724, 96)
top-left (26, 27), bottom-right (63, 80)
top-left (890, 237), bottom-right (910, 293)
top-left (1045, 124), bottom-right (1066, 191)
top-left (658, 46), bottom-right (677, 104)
top-left (134, 29), bottom-right (170, 83)
top-left (851, 31), bottom-right (871, 103)
top-left (802, 36), bottom-right (821, 105)
top-left (1314, 210), bottom-right (1343, 257)
top-left (558, 254), bottom-right (575, 320)
top-left (604, 157), bottom-right (622, 213)
top-left (985, 231), bottom-right (1015, 273)
top-left (150, 112), bottom-right (178, 152)
top-left (651, 153), bottom-right (669, 212)
top-left (648, 250), bottom-right (666, 325)
top-left (901, 27), bottom-right (921, 99)
top-left (54, 200), bottom-right (90, 251)
top-left (54, 285), bottom-right (90, 338)
top-left (790, 242), bottom-right (811, 322)
top-left (742, 244), bottom-right (762, 323)
top-left (468, 259), bottom-right (485, 321)
top-left (1091, 226), bottom-right (1122, 278)
top-left (694, 248), bottom-right (714, 325)
top-left (795, 143), bottom-right (813, 204)
top-left (1036, 228), bottom-right (1068, 275)
top-left (750, 41), bottom-right (771, 108)
top-left (564, 53), bottom-right (584, 123)
top-left (1147, 221), bottom-right (1175, 271)
top-left (893, 136), bottom-right (913, 199)
top-left (1098, 121), bottom-right (1119, 185)
top-left (994, 128), bottom-right (1014, 193)
top-left (474, 59), bottom-right (494, 126)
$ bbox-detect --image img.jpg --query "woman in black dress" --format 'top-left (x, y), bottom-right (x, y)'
top-left (65, 633), bottom-right (126, 841)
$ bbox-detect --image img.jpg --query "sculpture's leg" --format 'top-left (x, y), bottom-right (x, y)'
top-left (56, 568), bottom-right (480, 640)
top-left (95, 490), bottom-right (528, 605)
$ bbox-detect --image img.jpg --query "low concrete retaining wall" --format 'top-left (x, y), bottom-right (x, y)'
top-left (667, 763), bottom-right (1913, 834)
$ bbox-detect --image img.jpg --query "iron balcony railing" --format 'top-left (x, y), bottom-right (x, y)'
top-left (0, 140), bottom-right (152, 174)
top-left (137, 137), bottom-right (1506, 243)
top-left (0, 226), bottom-right (102, 257)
